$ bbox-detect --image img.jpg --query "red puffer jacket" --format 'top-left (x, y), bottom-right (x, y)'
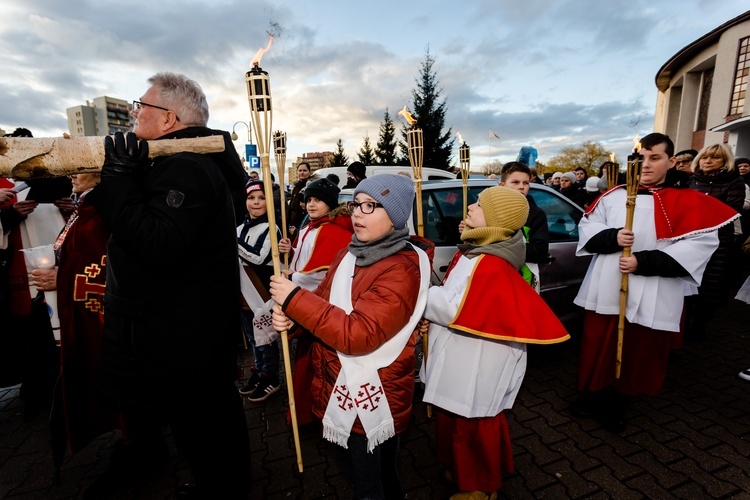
top-left (284, 238), bottom-right (432, 436)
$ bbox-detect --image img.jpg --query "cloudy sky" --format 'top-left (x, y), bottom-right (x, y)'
top-left (1, 0), bottom-right (748, 170)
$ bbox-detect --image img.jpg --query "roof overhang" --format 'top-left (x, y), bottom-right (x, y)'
top-left (655, 10), bottom-right (750, 92)
top-left (710, 115), bottom-right (750, 132)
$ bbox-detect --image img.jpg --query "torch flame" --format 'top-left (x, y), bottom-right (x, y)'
top-left (398, 106), bottom-right (417, 125)
top-left (609, 153), bottom-right (615, 163)
top-left (456, 131), bottom-right (465, 144)
top-left (632, 134), bottom-right (642, 153)
top-left (251, 35), bottom-right (275, 68)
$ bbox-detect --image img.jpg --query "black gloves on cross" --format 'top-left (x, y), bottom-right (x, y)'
top-left (102, 132), bottom-right (150, 178)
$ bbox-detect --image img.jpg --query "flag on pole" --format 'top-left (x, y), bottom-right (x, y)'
top-left (489, 130), bottom-right (500, 139)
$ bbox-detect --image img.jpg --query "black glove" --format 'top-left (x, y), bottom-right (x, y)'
top-left (102, 132), bottom-right (149, 178)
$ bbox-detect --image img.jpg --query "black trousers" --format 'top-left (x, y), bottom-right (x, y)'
top-left (334, 434), bottom-right (404, 500)
top-left (122, 377), bottom-right (251, 498)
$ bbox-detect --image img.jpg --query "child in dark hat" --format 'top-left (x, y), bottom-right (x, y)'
top-left (344, 161), bottom-right (367, 189)
top-left (270, 174), bottom-right (434, 499)
top-left (236, 179), bottom-right (283, 402)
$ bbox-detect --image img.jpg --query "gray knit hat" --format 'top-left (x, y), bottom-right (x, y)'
top-left (353, 174), bottom-right (414, 229)
top-left (561, 172), bottom-right (577, 183)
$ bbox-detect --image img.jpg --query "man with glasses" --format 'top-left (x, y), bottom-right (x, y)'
top-left (86, 73), bottom-right (250, 498)
top-left (673, 149), bottom-right (698, 173)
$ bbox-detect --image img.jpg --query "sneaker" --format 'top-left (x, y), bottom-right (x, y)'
top-left (247, 376), bottom-right (280, 402)
top-left (739, 368), bottom-right (750, 381)
top-left (239, 368), bottom-right (262, 395)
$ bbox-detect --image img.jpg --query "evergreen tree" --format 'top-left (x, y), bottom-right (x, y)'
top-left (357, 133), bottom-right (376, 165)
top-left (399, 50), bottom-right (454, 169)
top-left (327, 138), bottom-right (349, 167)
top-left (374, 108), bottom-right (399, 165)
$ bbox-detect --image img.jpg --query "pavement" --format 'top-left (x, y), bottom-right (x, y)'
top-left (1, 299), bottom-right (749, 499)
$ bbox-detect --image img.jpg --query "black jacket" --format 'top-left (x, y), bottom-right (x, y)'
top-left (89, 127), bottom-right (243, 404)
top-left (525, 197), bottom-right (549, 264)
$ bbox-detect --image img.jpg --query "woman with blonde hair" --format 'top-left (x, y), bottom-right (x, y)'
top-left (687, 143), bottom-right (745, 338)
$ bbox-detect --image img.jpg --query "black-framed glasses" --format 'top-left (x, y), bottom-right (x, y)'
top-left (347, 200), bottom-right (384, 215)
top-left (132, 100), bottom-right (180, 121)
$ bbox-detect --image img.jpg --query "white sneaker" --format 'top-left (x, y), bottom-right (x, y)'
top-left (739, 368), bottom-right (750, 381)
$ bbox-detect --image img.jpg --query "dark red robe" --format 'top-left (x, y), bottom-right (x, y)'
top-left (56, 199), bottom-right (124, 453)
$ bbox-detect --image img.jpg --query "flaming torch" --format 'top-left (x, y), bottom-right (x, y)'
top-left (398, 106), bottom-right (424, 236)
top-left (457, 132), bottom-right (471, 219)
top-left (273, 130), bottom-right (289, 268)
top-left (607, 152), bottom-right (619, 190)
top-left (615, 140), bottom-right (643, 379)
top-left (245, 35), bottom-right (303, 472)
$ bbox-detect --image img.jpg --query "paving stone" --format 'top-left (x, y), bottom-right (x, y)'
top-left (624, 450), bottom-right (688, 490)
top-left (0, 297), bottom-right (747, 499)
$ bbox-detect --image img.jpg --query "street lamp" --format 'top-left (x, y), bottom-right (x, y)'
top-left (230, 121), bottom-right (252, 143)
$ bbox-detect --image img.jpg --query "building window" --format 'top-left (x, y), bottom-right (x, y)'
top-left (729, 36), bottom-right (750, 115)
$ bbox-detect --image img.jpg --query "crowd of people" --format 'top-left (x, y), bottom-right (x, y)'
top-left (0, 70), bottom-right (748, 500)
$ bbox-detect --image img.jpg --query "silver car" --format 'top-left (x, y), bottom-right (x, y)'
top-left (342, 178), bottom-right (590, 321)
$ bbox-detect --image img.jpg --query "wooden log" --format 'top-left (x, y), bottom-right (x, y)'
top-left (0, 135), bottom-right (226, 179)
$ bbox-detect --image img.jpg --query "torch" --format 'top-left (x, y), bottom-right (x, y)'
top-left (399, 105), bottom-right (431, 416)
top-left (606, 153), bottom-right (619, 190)
top-left (398, 106), bottom-right (424, 237)
top-left (274, 131), bottom-right (289, 269)
top-left (245, 36), bottom-right (303, 472)
top-left (615, 141), bottom-right (643, 379)
top-left (458, 133), bottom-right (471, 219)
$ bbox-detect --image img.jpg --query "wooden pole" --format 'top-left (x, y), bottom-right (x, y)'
top-left (0, 135), bottom-right (225, 179)
top-left (606, 160), bottom-right (620, 190)
top-left (459, 142), bottom-right (471, 219)
top-left (246, 66), bottom-right (303, 472)
top-left (406, 126), bottom-right (431, 417)
top-left (274, 131), bottom-right (289, 269)
top-left (616, 152), bottom-right (642, 379)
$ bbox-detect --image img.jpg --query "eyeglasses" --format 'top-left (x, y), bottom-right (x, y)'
top-left (347, 200), bottom-right (384, 215)
top-left (132, 100), bottom-right (180, 121)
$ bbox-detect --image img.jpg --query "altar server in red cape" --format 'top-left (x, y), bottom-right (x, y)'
top-left (422, 186), bottom-right (569, 500)
top-left (571, 133), bottom-right (739, 432)
top-left (276, 176), bottom-right (353, 425)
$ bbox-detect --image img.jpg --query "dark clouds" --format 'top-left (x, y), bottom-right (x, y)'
top-left (0, 0), bottom-right (747, 165)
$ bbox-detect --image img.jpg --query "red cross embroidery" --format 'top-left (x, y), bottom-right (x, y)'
top-left (333, 384), bottom-right (354, 410)
top-left (73, 255), bottom-right (106, 315)
top-left (355, 383), bottom-right (383, 412)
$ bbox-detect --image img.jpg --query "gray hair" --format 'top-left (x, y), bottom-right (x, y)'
top-left (147, 72), bottom-right (209, 127)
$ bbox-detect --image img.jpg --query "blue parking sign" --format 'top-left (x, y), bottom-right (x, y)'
top-left (245, 144), bottom-right (260, 169)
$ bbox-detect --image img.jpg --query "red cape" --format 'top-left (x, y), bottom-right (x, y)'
top-left (585, 185), bottom-right (739, 240)
top-left (296, 215), bottom-right (354, 273)
top-left (448, 254), bottom-right (570, 344)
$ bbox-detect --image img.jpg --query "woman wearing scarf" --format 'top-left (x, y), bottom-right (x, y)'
top-left (687, 144), bottom-right (746, 338)
top-left (271, 174), bottom-right (433, 500)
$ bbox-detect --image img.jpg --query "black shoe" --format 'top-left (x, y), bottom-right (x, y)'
top-left (599, 389), bottom-right (629, 433)
top-left (239, 368), bottom-right (262, 395)
top-left (176, 482), bottom-right (201, 499)
top-left (247, 375), bottom-right (280, 402)
top-left (570, 392), bottom-right (597, 418)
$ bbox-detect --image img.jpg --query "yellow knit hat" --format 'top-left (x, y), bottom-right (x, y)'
top-left (478, 186), bottom-right (529, 232)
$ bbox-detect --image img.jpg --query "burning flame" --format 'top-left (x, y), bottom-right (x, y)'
top-left (398, 106), bottom-right (417, 125)
top-left (609, 153), bottom-right (615, 163)
top-left (632, 134), bottom-right (641, 153)
top-left (251, 35), bottom-right (275, 68)
top-left (456, 131), bottom-right (465, 144)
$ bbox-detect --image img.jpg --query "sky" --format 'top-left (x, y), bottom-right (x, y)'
top-left (1, 0), bottom-right (749, 171)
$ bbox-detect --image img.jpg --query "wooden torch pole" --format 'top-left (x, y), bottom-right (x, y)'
top-left (274, 131), bottom-right (289, 269)
top-left (616, 149), bottom-right (642, 379)
top-left (406, 124), bottom-right (431, 417)
top-left (245, 65), bottom-right (303, 472)
top-left (459, 142), bottom-right (471, 220)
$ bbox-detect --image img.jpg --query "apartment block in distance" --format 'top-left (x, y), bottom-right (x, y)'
top-left (66, 96), bottom-right (133, 137)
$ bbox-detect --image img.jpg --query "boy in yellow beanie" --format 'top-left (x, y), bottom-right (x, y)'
top-left (421, 186), bottom-right (569, 500)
